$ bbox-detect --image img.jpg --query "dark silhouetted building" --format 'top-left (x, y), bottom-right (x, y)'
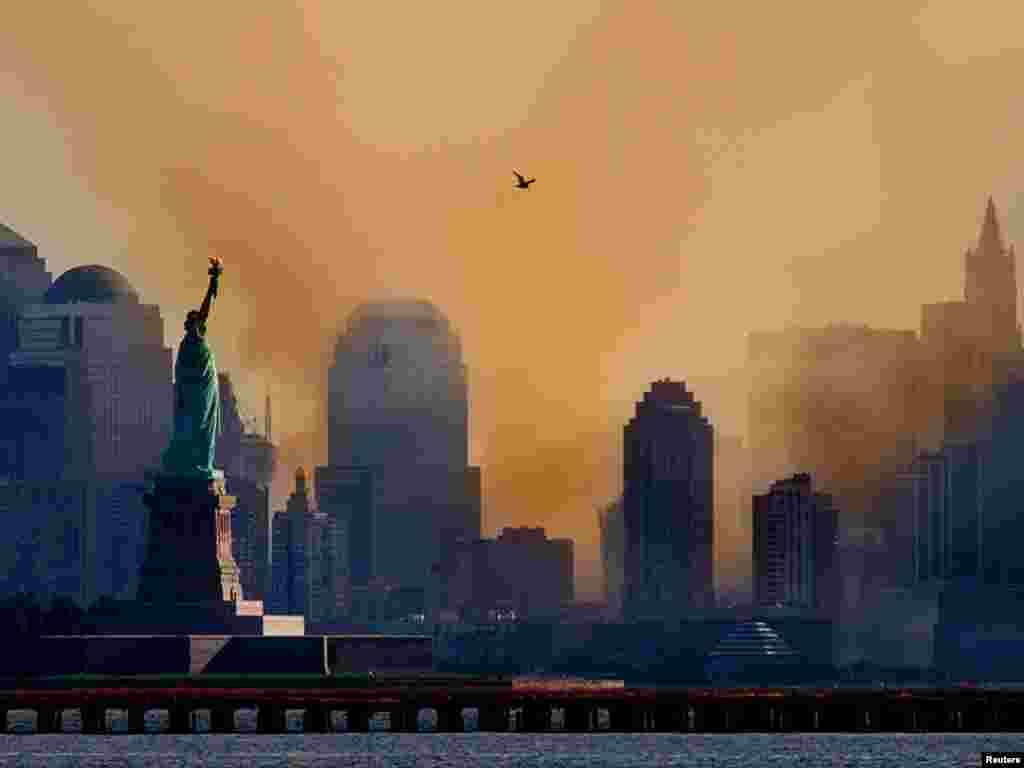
top-left (10, 265), bottom-right (172, 480)
top-left (910, 451), bottom-right (950, 585)
top-left (979, 372), bottom-right (1024, 586)
top-left (308, 509), bottom-right (337, 622)
top-left (215, 373), bottom-right (245, 472)
top-left (907, 441), bottom-right (983, 586)
top-left (874, 471), bottom-right (918, 589)
top-left (230, 479), bottom-right (271, 603)
top-left (753, 473), bottom-right (837, 616)
top-left (705, 619), bottom-right (805, 683)
top-left (0, 223), bottom-right (52, 389)
top-left (836, 527), bottom-right (889, 613)
top-left (216, 372), bottom-right (276, 603)
top-left (327, 300), bottom-right (481, 592)
top-left (745, 198), bottom-right (1024, 627)
top-left (315, 465), bottom-right (374, 616)
top-left (944, 441), bottom-right (984, 581)
top-left (935, 580), bottom-right (1024, 681)
top-left (598, 497), bottom-right (624, 619)
top-left (623, 379), bottom-right (714, 620)
top-left (922, 198), bottom-right (1024, 443)
top-left (439, 526), bottom-right (574, 622)
top-left (0, 365), bottom-right (72, 482)
top-left (230, 433), bottom-right (277, 602)
top-left (348, 581), bottom-right (427, 627)
top-left (16, 265), bottom-right (172, 478)
top-left (237, 432), bottom-right (277, 488)
top-left (0, 263), bottom-right (171, 606)
top-left (270, 468), bottom-right (313, 616)
top-left (0, 480), bottom-right (94, 605)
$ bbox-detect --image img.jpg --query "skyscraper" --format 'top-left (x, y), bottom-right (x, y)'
top-left (10, 265), bottom-right (172, 480)
top-left (907, 442), bottom-right (984, 587)
top-left (0, 223), bottom-right (51, 389)
top-left (216, 372), bottom-right (276, 603)
top-left (909, 451), bottom-right (950, 586)
top-left (307, 509), bottom-right (336, 623)
top-left (270, 468), bottom-right (312, 616)
top-left (746, 199), bottom-right (1023, 537)
top-left (623, 379), bottom-right (714, 620)
top-left (0, 263), bottom-right (171, 606)
top-left (237, 433), bottom-right (276, 602)
top-left (980, 373), bottom-right (1024, 585)
top-left (314, 465), bottom-right (371, 615)
top-left (324, 299), bottom-right (481, 592)
top-left (921, 198), bottom-right (1024, 442)
top-left (964, 197), bottom-right (1021, 358)
top-left (752, 473), bottom-right (838, 616)
top-left (598, 497), bottom-right (625, 618)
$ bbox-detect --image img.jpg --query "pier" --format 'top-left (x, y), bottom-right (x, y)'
top-left (1, 682), bottom-right (1022, 733)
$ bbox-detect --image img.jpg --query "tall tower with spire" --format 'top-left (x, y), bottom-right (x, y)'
top-left (964, 197), bottom-right (1022, 357)
top-left (920, 197), bottom-right (1024, 445)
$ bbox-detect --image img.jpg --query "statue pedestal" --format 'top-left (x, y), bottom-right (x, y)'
top-left (138, 472), bottom-right (243, 604)
top-left (88, 471), bottom-right (274, 635)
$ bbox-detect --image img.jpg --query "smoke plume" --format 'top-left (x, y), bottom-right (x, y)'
top-left (4, 1), bottom-right (1024, 597)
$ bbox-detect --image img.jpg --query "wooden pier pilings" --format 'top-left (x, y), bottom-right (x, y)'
top-left (1, 685), bottom-right (1021, 734)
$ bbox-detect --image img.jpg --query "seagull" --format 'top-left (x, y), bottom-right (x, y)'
top-left (513, 170), bottom-right (536, 189)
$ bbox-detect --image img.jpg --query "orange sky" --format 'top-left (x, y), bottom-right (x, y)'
top-left (2, 0), bottom-right (1024, 598)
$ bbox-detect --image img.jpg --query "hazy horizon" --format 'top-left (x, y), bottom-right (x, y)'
top-left (3, 1), bottom-right (1024, 598)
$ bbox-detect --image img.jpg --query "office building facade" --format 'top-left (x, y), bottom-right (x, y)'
top-left (753, 473), bottom-right (838, 615)
top-left (623, 379), bottom-right (714, 620)
top-left (326, 300), bottom-right (481, 592)
top-left (270, 468), bottom-right (312, 616)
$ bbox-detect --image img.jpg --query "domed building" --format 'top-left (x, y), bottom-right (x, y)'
top-left (10, 264), bottom-right (172, 479)
top-left (43, 264), bottom-right (140, 305)
top-left (323, 298), bottom-right (481, 604)
top-left (705, 620), bottom-right (808, 684)
top-left (0, 257), bottom-right (173, 607)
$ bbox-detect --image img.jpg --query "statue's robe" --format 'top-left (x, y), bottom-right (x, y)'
top-left (161, 330), bottom-right (221, 477)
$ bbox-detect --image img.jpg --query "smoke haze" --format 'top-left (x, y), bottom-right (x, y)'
top-left (3, 0), bottom-right (1024, 597)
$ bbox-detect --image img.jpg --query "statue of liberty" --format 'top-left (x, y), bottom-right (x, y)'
top-left (160, 256), bottom-right (224, 478)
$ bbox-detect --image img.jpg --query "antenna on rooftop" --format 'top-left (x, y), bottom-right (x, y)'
top-left (266, 390), bottom-right (272, 441)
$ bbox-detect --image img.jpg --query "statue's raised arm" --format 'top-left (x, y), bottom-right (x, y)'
top-left (194, 256), bottom-right (223, 330)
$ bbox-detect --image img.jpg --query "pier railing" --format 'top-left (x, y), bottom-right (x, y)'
top-left (1, 683), bottom-right (1022, 733)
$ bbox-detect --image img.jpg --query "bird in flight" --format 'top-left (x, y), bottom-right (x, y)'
top-left (513, 170), bottom-right (536, 189)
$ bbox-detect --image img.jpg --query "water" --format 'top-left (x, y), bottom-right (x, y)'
top-left (0, 734), bottom-right (1018, 767)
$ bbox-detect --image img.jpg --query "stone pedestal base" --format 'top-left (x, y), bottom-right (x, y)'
top-left (20, 635), bottom-right (329, 676)
top-left (137, 472), bottom-right (242, 604)
top-left (86, 599), bottom-right (265, 635)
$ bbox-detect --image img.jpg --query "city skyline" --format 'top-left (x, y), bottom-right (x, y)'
top-left (11, 9), bottom-right (1024, 761)
top-left (0, 194), bottom-right (1020, 602)
top-left (6, 3), bottom-right (1024, 601)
